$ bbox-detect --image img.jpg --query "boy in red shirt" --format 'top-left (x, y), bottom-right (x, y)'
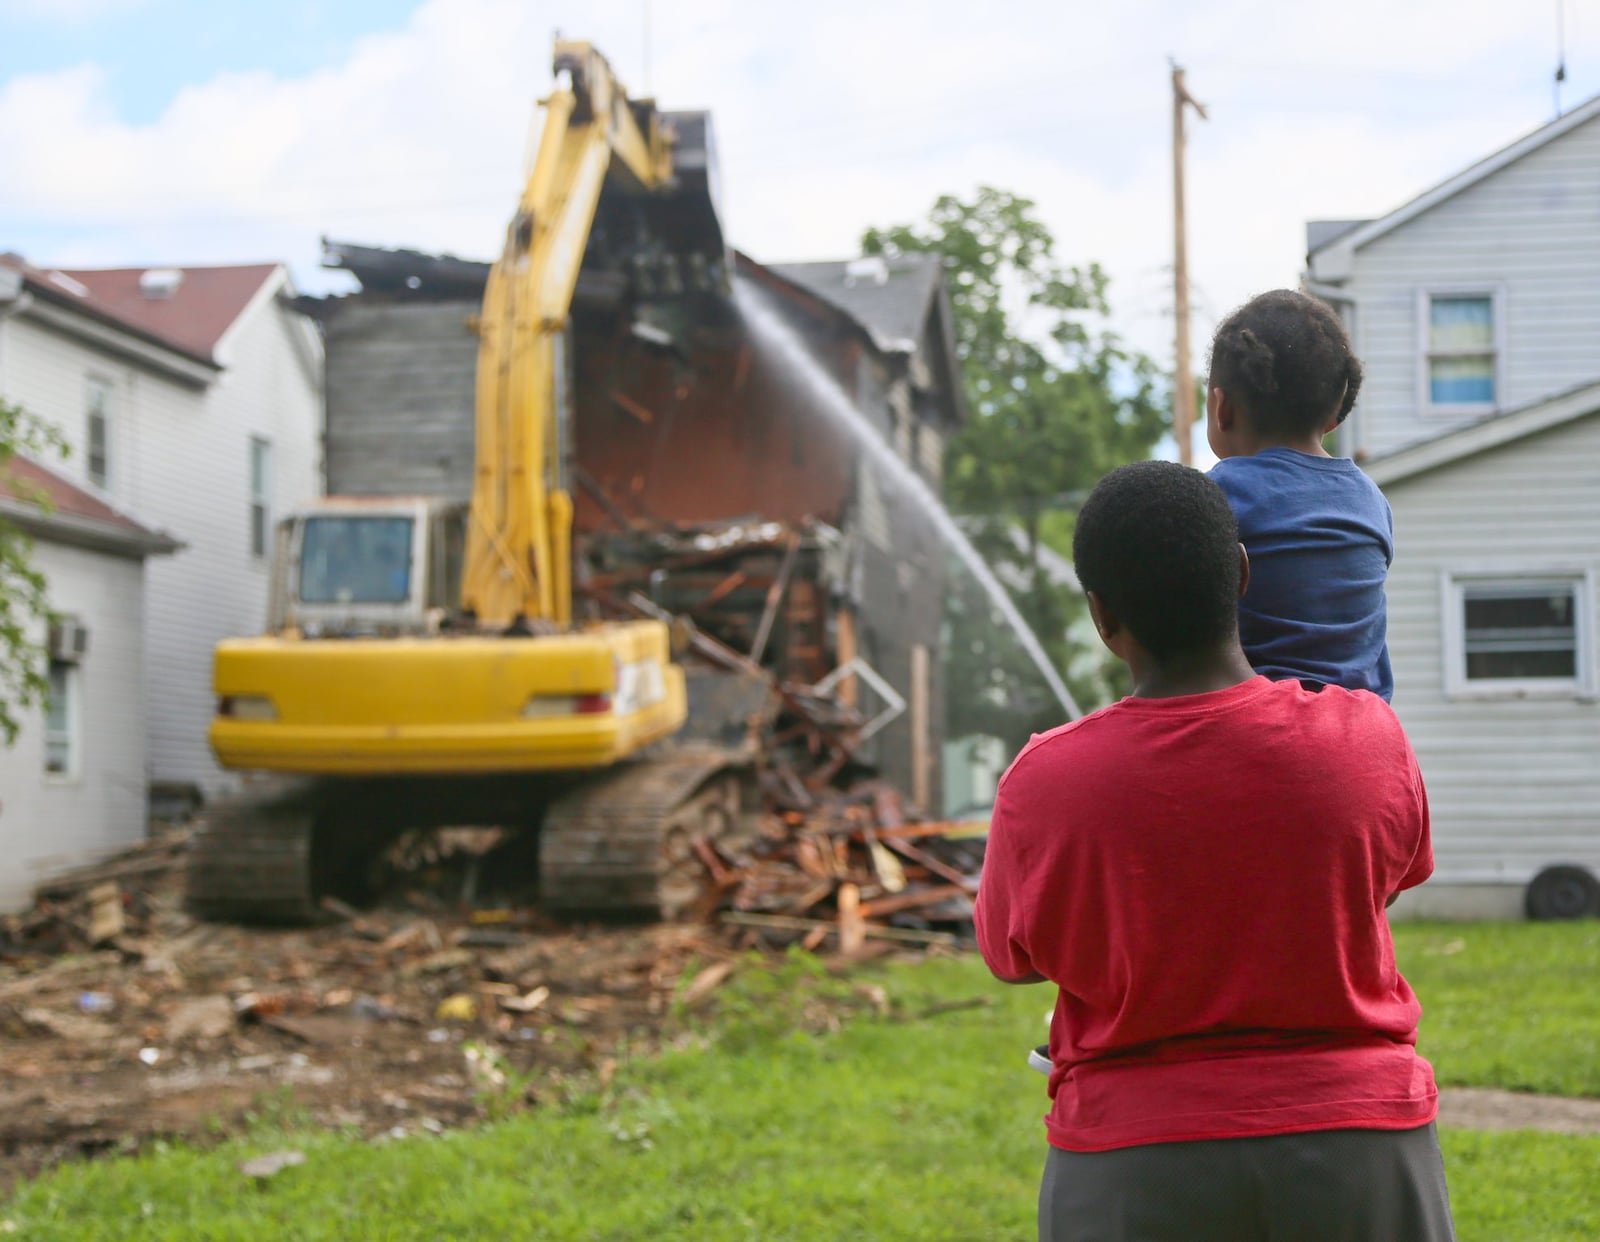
top-left (976, 460), bottom-right (1453, 1241)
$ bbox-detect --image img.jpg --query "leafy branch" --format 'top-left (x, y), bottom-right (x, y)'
top-left (0, 398), bottom-right (68, 745)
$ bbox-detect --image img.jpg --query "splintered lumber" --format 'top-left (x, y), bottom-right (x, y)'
top-left (680, 960), bottom-right (736, 1008)
top-left (720, 911), bottom-right (958, 947)
top-left (86, 884), bottom-right (126, 946)
top-left (32, 833), bottom-right (190, 900)
top-left (611, 389), bottom-right (657, 425)
top-left (880, 837), bottom-right (978, 892)
top-left (858, 884), bottom-right (968, 919)
top-left (748, 530), bottom-right (801, 665)
top-left (837, 882), bottom-right (865, 955)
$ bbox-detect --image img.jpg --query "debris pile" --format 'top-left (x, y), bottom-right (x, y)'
top-left (0, 514), bottom-right (986, 1183)
top-left (0, 845), bottom-right (758, 1186)
top-left (584, 516), bottom-right (983, 946)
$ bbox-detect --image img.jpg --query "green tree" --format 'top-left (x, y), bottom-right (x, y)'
top-left (862, 187), bottom-right (1167, 749)
top-left (0, 399), bottom-right (67, 744)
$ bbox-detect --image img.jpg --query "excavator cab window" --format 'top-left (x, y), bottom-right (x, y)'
top-left (299, 515), bottom-right (415, 606)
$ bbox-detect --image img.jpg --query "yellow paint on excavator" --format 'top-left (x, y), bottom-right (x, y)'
top-left (211, 619), bottom-right (686, 775)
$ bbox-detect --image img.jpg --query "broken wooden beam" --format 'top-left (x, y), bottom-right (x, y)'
top-left (719, 911), bottom-right (958, 946)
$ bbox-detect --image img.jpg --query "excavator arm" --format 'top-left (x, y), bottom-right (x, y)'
top-left (462, 41), bottom-right (675, 629)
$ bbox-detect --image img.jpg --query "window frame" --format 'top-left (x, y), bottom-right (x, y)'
top-left (249, 436), bottom-right (272, 560)
top-left (43, 658), bottom-right (80, 781)
top-left (1415, 284), bottom-right (1506, 418)
top-left (1440, 566), bottom-right (1596, 700)
top-left (85, 374), bottom-right (113, 490)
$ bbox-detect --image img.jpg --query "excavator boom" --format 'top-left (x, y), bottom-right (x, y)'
top-left (193, 40), bottom-right (746, 925)
top-left (463, 40), bottom-right (720, 628)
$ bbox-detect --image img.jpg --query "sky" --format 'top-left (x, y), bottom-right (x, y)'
top-left (3, 0), bottom-right (1597, 387)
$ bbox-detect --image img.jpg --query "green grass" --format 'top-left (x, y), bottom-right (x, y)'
top-left (6, 925), bottom-right (1600, 1240)
top-left (1395, 922), bottom-right (1600, 1096)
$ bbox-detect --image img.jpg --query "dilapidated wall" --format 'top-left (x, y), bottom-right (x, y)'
top-left (309, 262), bottom-right (950, 813)
top-left (320, 300), bottom-right (479, 501)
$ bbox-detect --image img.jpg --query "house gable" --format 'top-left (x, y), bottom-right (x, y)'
top-left (1307, 102), bottom-right (1600, 461)
top-left (1309, 92), bottom-right (1600, 280)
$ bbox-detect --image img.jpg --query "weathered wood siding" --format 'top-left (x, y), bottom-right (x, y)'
top-left (322, 301), bottom-right (479, 500)
top-left (1383, 410), bottom-right (1600, 886)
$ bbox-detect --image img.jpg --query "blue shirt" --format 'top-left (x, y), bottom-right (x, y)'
top-left (1209, 449), bottom-right (1394, 700)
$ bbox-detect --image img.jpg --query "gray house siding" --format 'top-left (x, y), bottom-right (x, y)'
top-left (321, 300), bottom-right (479, 500)
top-left (1382, 409), bottom-right (1600, 910)
top-left (1313, 110), bottom-right (1600, 459)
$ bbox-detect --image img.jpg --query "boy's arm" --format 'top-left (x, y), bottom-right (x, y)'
top-left (975, 778), bottom-right (1048, 986)
top-left (1388, 740), bottom-right (1434, 906)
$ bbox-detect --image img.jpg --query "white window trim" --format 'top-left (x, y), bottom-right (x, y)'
top-left (250, 436), bottom-right (272, 561)
top-left (1414, 284), bottom-right (1506, 419)
top-left (1439, 565), bottom-right (1596, 701)
top-left (85, 373), bottom-right (113, 492)
top-left (43, 660), bottom-right (82, 784)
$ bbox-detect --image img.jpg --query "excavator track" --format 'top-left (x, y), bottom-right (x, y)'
top-left (187, 753), bottom-right (751, 925)
top-left (540, 748), bottom-right (751, 919)
top-left (186, 778), bottom-right (331, 925)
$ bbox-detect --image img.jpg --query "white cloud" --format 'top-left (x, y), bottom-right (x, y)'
top-left (0, 0), bottom-right (1594, 368)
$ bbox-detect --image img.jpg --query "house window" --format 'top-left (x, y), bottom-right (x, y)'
top-left (44, 660), bottom-right (77, 777)
top-left (250, 437), bottom-right (272, 559)
top-left (1445, 573), bottom-right (1592, 696)
top-left (86, 376), bottom-right (111, 489)
top-left (1421, 290), bottom-right (1500, 412)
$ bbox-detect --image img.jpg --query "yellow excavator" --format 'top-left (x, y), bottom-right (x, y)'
top-left (187, 41), bottom-right (754, 923)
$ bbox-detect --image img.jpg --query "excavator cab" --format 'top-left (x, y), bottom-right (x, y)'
top-left (263, 498), bottom-right (467, 638)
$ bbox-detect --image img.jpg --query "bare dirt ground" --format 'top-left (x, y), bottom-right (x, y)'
top-left (1436, 1088), bottom-right (1600, 1136)
top-left (0, 833), bottom-right (777, 1193)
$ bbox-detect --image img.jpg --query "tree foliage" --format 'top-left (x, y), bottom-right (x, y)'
top-left (862, 187), bottom-right (1168, 749)
top-left (0, 399), bottom-right (67, 745)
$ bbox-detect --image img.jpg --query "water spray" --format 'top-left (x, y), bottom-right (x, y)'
top-left (733, 276), bottom-right (1082, 722)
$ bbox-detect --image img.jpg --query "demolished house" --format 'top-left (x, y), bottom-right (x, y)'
top-left (298, 239), bottom-right (967, 816)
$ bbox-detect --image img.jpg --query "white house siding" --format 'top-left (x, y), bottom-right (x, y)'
top-left (1331, 113), bottom-right (1600, 459)
top-left (0, 272), bottom-right (322, 799)
top-left (0, 541), bottom-right (146, 912)
top-left (1383, 411), bottom-right (1600, 902)
top-left (139, 280), bottom-right (322, 796)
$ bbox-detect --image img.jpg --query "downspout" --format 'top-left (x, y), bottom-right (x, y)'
top-left (1300, 278), bottom-right (1365, 460)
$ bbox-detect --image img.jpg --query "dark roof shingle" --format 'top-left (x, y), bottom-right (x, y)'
top-left (769, 255), bottom-right (943, 354)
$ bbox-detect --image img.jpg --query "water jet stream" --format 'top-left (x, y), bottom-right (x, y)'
top-left (733, 276), bottom-right (1082, 722)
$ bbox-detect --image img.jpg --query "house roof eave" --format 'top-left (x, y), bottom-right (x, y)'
top-left (1365, 377), bottom-right (1600, 488)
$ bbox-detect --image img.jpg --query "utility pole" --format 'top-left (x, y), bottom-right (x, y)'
top-left (1171, 61), bottom-right (1207, 466)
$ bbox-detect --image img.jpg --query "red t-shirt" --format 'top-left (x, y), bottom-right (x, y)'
top-left (976, 675), bottom-right (1437, 1152)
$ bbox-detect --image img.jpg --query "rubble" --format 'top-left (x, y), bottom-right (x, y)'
top-left (0, 516), bottom-right (987, 1187)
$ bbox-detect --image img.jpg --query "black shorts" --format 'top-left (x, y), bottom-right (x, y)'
top-left (1039, 1122), bottom-right (1454, 1242)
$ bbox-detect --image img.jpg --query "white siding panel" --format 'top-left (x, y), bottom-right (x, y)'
top-left (137, 294), bottom-right (322, 796)
top-left (0, 276), bottom-right (322, 801)
top-left (0, 542), bottom-right (147, 912)
top-left (1383, 411), bottom-right (1600, 888)
top-left (1347, 114), bottom-right (1600, 458)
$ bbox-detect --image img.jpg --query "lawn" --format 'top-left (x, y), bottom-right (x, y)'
top-left (1395, 921), bottom-right (1600, 1096)
top-left (6, 923), bottom-right (1599, 1241)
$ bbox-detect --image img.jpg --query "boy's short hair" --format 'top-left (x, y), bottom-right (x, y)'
top-left (1073, 461), bottom-right (1241, 660)
top-left (1209, 290), bottom-right (1364, 436)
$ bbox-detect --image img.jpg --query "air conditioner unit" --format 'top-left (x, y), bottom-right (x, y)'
top-left (48, 616), bottom-right (89, 663)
